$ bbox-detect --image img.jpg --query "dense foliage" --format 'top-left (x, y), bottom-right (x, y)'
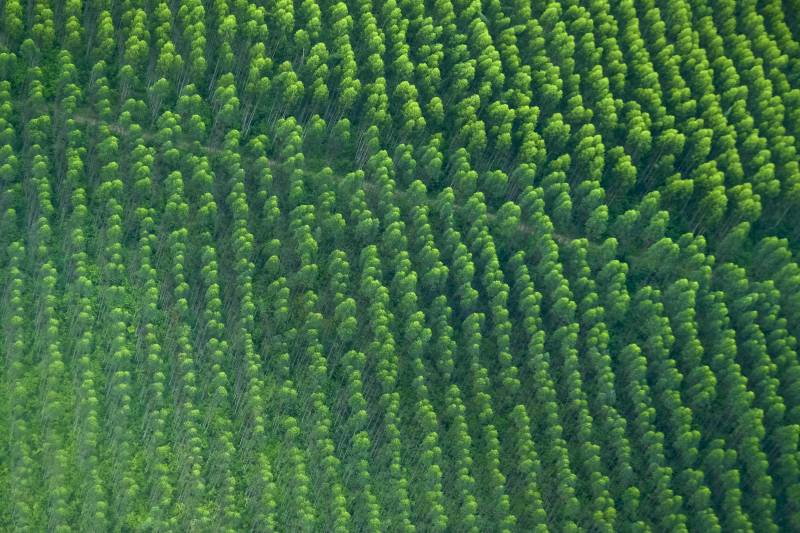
top-left (1, 0), bottom-right (800, 530)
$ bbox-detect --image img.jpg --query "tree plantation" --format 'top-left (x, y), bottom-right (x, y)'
top-left (1, 0), bottom-right (800, 530)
